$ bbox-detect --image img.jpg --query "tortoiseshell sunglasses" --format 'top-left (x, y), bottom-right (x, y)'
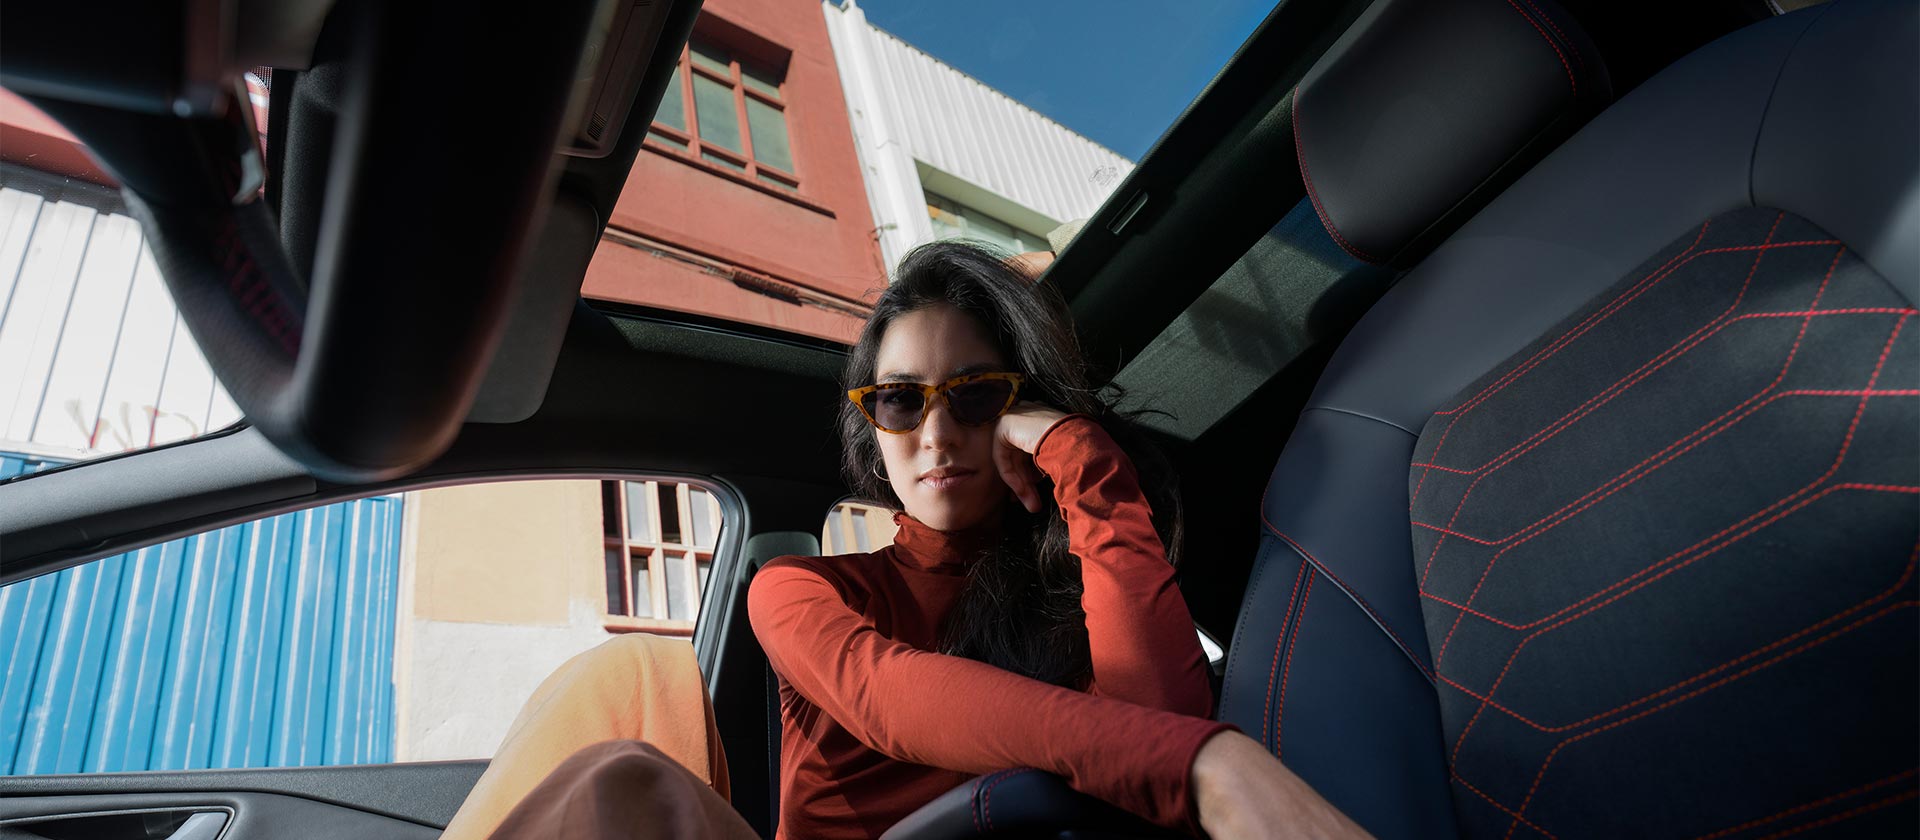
top-left (847, 372), bottom-right (1024, 434)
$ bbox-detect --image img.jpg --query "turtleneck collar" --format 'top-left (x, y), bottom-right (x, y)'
top-left (889, 508), bottom-right (1003, 573)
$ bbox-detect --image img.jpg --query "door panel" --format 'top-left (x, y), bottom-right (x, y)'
top-left (0, 761), bottom-right (486, 837)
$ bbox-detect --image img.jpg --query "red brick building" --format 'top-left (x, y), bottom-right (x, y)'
top-left (584, 0), bottom-right (885, 343)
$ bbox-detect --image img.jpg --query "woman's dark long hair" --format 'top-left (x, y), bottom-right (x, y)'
top-left (837, 239), bottom-right (1184, 689)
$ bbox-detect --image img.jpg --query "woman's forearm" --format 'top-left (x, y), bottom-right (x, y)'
top-left (1034, 416), bottom-right (1214, 716)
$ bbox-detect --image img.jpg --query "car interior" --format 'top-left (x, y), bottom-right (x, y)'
top-left (1, 0), bottom-right (1914, 837)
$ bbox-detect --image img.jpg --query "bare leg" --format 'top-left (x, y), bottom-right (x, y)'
top-left (440, 634), bottom-right (731, 840)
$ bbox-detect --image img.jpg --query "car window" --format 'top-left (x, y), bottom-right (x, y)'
top-left (0, 78), bottom-right (270, 484)
top-left (0, 474), bottom-right (734, 772)
top-left (822, 500), bottom-right (899, 554)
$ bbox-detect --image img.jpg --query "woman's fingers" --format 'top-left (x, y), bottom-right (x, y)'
top-left (996, 402), bottom-right (1070, 456)
top-left (995, 440), bottom-right (1042, 513)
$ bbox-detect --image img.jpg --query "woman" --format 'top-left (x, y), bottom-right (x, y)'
top-left (447, 241), bottom-right (1365, 840)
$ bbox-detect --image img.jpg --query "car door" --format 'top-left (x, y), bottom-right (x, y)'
top-left (0, 442), bottom-right (833, 840)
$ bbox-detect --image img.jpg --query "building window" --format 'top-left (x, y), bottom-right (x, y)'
top-left (647, 41), bottom-right (798, 192)
top-left (925, 193), bottom-right (1049, 255)
top-left (602, 479), bottom-right (724, 634)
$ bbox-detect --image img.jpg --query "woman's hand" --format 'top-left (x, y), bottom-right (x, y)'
top-left (1191, 732), bottom-right (1373, 839)
top-left (994, 402), bottom-right (1069, 514)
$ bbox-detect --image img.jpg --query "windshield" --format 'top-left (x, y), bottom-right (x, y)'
top-left (0, 74), bottom-right (270, 482)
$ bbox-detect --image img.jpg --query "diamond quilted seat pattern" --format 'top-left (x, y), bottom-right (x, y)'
top-left (1409, 208), bottom-right (1918, 838)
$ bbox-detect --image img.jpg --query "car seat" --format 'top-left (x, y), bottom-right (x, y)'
top-left (882, 0), bottom-right (1917, 836)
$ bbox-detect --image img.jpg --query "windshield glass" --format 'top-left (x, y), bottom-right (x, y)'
top-left (581, 0), bottom-right (1270, 345)
top-left (0, 73), bottom-right (270, 482)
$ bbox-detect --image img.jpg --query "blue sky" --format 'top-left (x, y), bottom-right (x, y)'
top-left (851, 0), bottom-right (1275, 162)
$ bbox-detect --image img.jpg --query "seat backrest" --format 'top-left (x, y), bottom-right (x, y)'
top-left (1224, 0), bottom-right (1918, 837)
top-left (1219, 0), bottom-right (1611, 835)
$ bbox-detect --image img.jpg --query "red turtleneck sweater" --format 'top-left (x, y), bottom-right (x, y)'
top-left (747, 416), bottom-right (1231, 839)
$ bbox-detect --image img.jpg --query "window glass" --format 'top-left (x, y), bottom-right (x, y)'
top-left (605, 548), bottom-right (628, 614)
top-left (0, 120), bottom-right (256, 486)
top-left (926, 192), bottom-right (1045, 255)
top-left (657, 483), bottom-right (683, 544)
top-left (692, 73), bottom-right (743, 154)
top-left (623, 480), bottom-right (654, 540)
top-left (702, 150), bottom-right (747, 172)
top-left (0, 476), bottom-right (734, 770)
top-left (689, 486), bottom-right (719, 548)
top-left (648, 129), bottom-right (690, 151)
top-left (746, 97), bottom-right (793, 173)
top-left (756, 171), bottom-right (797, 191)
top-left (690, 43), bottom-right (731, 76)
top-left (741, 64), bottom-right (782, 98)
top-left (656, 65), bottom-right (687, 131)
top-left (850, 508), bottom-right (871, 551)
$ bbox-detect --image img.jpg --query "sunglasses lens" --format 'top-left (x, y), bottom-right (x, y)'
top-left (864, 388), bottom-right (927, 431)
top-left (948, 379), bottom-right (1016, 425)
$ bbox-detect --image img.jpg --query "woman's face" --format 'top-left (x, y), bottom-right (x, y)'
top-left (871, 304), bottom-right (1010, 532)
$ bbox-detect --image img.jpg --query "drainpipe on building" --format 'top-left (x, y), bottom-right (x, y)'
top-left (824, 0), bottom-right (931, 273)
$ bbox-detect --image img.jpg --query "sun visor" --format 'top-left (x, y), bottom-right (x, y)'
top-left (1293, 0), bottom-right (1611, 267)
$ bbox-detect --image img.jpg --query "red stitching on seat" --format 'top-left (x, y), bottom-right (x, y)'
top-left (1275, 574), bottom-right (1314, 761)
top-left (1503, 0), bottom-right (1577, 94)
top-left (1751, 789), bottom-right (1920, 840)
top-left (1693, 769), bottom-right (1920, 839)
top-left (1260, 525), bottom-right (1434, 680)
top-left (1447, 480), bottom-right (1917, 779)
top-left (1417, 230), bottom-right (1820, 586)
top-left (1418, 304), bottom-right (1879, 487)
top-left (1414, 254), bottom-right (1886, 486)
top-left (1441, 318), bottom-right (1912, 765)
top-left (1423, 482), bottom-right (1917, 635)
top-left (1517, 0), bottom-right (1584, 77)
top-left (1292, 93), bottom-right (1383, 264)
top-left (1437, 544), bottom-right (1916, 732)
top-left (1411, 384), bottom-right (1918, 484)
top-left (1445, 480), bottom-right (1917, 777)
top-left (1430, 222), bottom-right (1801, 663)
top-left (1446, 313), bottom-right (1910, 752)
top-left (1416, 235), bottom-right (1831, 501)
top-left (1425, 311), bottom-right (1909, 657)
top-left (1451, 769), bottom-right (1561, 839)
top-left (1498, 600), bottom-right (1917, 839)
top-left (971, 774), bottom-right (988, 833)
top-left (1410, 221), bottom-right (1716, 522)
top-left (1435, 222), bottom-right (1716, 418)
top-left (1262, 561), bottom-right (1309, 749)
top-left (979, 769), bottom-right (1019, 833)
top-left (1414, 372), bottom-right (1910, 556)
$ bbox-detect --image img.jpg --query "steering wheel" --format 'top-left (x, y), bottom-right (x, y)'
top-left (10, 0), bottom-right (606, 482)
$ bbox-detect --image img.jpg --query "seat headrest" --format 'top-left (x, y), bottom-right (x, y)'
top-left (1294, 0), bottom-right (1611, 267)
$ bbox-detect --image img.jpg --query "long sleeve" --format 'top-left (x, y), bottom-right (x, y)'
top-left (1034, 416), bottom-right (1214, 718)
top-left (748, 561), bottom-right (1231, 835)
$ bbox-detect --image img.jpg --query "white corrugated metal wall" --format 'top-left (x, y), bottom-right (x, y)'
top-left (823, 0), bottom-right (1135, 270)
top-left (0, 181), bottom-right (242, 461)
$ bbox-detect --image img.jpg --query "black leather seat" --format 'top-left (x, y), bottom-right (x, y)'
top-left (1235, 0), bottom-right (1917, 837)
top-left (883, 0), bottom-right (1917, 837)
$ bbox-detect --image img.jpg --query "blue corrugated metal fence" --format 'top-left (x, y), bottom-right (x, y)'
top-left (0, 452), bottom-right (402, 774)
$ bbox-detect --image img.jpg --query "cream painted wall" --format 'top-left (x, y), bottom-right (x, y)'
top-left (393, 480), bottom-right (673, 762)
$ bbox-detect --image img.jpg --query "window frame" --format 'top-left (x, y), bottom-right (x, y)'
top-left (646, 41), bottom-right (801, 193)
top-left (601, 477), bottom-right (727, 636)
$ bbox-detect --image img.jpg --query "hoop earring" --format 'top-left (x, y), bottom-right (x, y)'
top-left (871, 462), bottom-right (889, 484)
